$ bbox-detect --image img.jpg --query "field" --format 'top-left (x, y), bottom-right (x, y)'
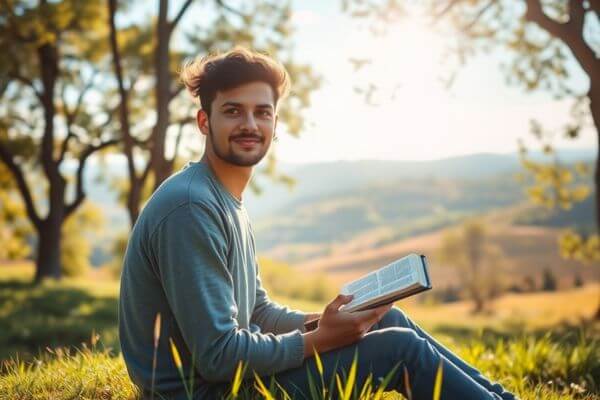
top-left (0, 262), bottom-right (599, 399)
top-left (294, 218), bottom-right (598, 290)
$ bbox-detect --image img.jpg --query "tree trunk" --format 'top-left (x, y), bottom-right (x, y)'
top-left (34, 221), bottom-right (62, 282)
top-left (589, 82), bottom-right (600, 236)
top-left (152, 0), bottom-right (174, 190)
top-left (588, 82), bottom-right (600, 320)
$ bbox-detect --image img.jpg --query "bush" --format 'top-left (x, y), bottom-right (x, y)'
top-left (258, 258), bottom-right (338, 303)
top-left (541, 268), bottom-right (557, 292)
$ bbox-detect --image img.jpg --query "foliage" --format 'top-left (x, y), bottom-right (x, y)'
top-left (517, 124), bottom-right (600, 264)
top-left (1, 324), bottom-right (598, 399)
top-left (541, 267), bottom-right (558, 292)
top-left (0, 0), bottom-right (118, 280)
top-left (105, 0), bottom-right (321, 226)
top-left (258, 257), bottom-right (338, 303)
top-left (437, 219), bottom-right (504, 313)
top-left (1, 265), bottom-right (598, 399)
top-left (0, 165), bottom-right (32, 260)
top-left (61, 202), bottom-right (105, 278)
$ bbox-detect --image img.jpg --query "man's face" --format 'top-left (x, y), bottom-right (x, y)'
top-left (199, 81), bottom-right (277, 167)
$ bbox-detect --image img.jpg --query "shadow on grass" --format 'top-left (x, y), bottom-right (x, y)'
top-left (0, 279), bottom-right (120, 362)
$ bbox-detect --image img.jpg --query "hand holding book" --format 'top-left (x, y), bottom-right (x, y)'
top-left (301, 294), bottom-right (393, 358)
top-left (304, 253), bottom-right (432, 332)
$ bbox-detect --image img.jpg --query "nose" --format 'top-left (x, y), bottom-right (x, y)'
top-left (240, 111), bottom-right (258, 132)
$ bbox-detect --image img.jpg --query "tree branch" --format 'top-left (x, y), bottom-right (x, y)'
top-left (524, 0), bottom-right (599, 79)
top-left (169, 0), bottom-right (194, 34)
top-left (0, 141), bottom-right (42, 228)
top-left (215, 0), bottom-right (245, 16)
top-left (10, 71), bottom-right (44, 103)
top-left (462, 1), bottom-right (495, 32)
top-left (58, 69), bottom-right (99, 164)
top-left (431, 0), bottom-right (464, 25)
top-left (65, 138), bottom-right (118, 217)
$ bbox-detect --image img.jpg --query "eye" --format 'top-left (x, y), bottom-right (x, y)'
top-left (224, 108), bottom-right (239, 115)
top-left (257, 110), bottom-right (272, 118)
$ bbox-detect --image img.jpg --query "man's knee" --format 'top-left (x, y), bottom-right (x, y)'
top-left (370, 328), bottom-right (432, 371)
top-left (379, 306), bottom-right (411, 329)
top-left (368, 327), bottom-right (420, 353)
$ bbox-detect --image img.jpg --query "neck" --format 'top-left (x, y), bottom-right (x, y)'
top-left (200, 152), bottom-right (252, 201)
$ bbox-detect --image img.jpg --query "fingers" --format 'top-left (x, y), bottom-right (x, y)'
top-left (353, 303), bottom-right (393, 324)
top-left (324, 294), bottom-right (354, 314)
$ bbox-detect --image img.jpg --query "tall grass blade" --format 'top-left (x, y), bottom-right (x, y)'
top-left (342, 350), bottom-right (358, 400)
top-left (403, 365), bottom-right (412, 400)
top-left (231, 360), bottom-right (245, 397)
top-left (373, 362), bottom-right (401, 400)
top-left (253, 371), bottom-right (275, 400)
top-left (433, 360), bottom-right (443, 400)
top-left (151, 313), bottom-right (161, 400)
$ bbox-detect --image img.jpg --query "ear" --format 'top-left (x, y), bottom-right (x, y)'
top-left (197, 109), bottom-right (209, 136)
top-left (273, 114), bottom-right (279, 141)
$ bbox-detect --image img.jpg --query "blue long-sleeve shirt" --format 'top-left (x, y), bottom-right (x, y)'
top-left (118, 161), bottom-right (306, 397)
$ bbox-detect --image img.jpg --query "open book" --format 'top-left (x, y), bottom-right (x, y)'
top-left (304, 253), bottom-right (432, 331)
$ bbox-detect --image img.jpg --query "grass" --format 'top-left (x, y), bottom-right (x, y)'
top-left (0, 262), bottom-right (599, 399)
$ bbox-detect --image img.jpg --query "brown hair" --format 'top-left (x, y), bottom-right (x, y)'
top-left (180, 47), bottom-right (290, 116)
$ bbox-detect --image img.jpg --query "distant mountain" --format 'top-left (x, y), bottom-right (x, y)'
top-left (71, 148), bottom-right (595, 265)
top-left (243, 148), bottom-right (596, 218)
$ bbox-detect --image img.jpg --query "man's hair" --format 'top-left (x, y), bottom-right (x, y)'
top-left (180, 47), bottom-right (290, 116)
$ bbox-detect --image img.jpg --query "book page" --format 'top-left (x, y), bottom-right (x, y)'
top-left (341, 272), bottom-right (380, 309)
top-left (377, 260), bottom-right (416, 296)
top-left (341, 258), bottom-right (417, 310)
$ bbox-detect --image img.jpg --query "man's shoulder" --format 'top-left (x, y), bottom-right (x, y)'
top-left (139, 163), bottom-right (223, 230)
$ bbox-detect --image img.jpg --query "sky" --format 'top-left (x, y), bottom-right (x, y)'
top-left (266, 0), bottom-right (597, 163)
top-left (130, 0), bottom-right (598, 165)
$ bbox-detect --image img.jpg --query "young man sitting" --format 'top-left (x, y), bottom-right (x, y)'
top-left (118, 47), bottom-right (517, 400)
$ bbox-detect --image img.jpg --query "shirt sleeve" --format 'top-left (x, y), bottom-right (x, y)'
top-left (153, 201), bottom-right (305, 382)
top-left (251, 260), bottom-right (307, 334)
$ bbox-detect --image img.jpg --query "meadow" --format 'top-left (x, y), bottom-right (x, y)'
top-left (0, 262), bottom-right (598, 400)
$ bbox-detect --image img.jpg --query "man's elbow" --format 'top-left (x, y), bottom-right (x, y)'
top-left (197, 347), bottom-right (238, 382)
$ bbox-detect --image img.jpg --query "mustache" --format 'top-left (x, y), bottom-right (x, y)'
top-left (230, 133), bottom-right (263, 141)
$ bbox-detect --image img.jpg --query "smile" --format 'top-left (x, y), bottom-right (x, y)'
top-left (232, 137), bottom-right (262, 146)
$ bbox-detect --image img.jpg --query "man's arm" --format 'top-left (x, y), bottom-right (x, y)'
top-left (154, 202), bottom-right (304, 382)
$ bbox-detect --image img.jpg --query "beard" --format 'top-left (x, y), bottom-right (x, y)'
top-left (208, 120), bottom-right (269, 167)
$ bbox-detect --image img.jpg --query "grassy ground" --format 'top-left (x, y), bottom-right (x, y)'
top-left (0, 263), bottom-right (599, 399)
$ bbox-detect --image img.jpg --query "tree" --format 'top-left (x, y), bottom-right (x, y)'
top-left (343, 0), bottom-right (600, 317)
top-left (106, 0), bottom-right (321, 226)
top-left (0, 1), bottom-right (117, 281)
top-left (343, 1), bottom-right (598, 229)
top-left (437, 219), bottom-right (503, 313)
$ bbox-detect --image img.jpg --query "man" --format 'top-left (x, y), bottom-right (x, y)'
top-left (118, 47), bottom-right (516, 399)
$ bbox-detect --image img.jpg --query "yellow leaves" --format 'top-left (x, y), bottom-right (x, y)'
top-left (0, 187), bottom-right (32, 260)
top-left (575, 162), bottom-right (590, 177)
top-left (61, 201), bottom-right (105, 277)
top-left (559, 230), bottom-right (600, 263)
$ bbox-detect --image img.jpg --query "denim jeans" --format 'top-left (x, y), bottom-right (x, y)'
top-left (202, 307), bottom-right (517, 400)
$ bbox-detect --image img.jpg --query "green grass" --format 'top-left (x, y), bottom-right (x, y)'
top-left (0, 264), bottom-right (599, 399)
